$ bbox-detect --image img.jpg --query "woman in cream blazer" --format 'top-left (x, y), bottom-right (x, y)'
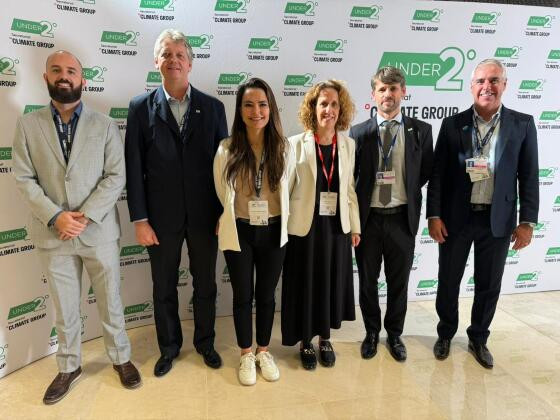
top-left (213, 78), bottom-right (295, 386)
top-left (282, 79), bottom-right (360, 371)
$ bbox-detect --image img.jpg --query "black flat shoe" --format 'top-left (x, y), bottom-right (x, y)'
top-left (319, 340), bottom-right (336, 367)
top-left (154, 355), bottom-right (174, 377)
top-left (386, 336), bottom-right (407, 362)
top-left (361, 332), bottom-right (379, 360)
top-left (300, 343), bottom-right (317, 370)
top-left (433, 338), bottom-right (451, 360)
top-left (197, 347), bottom-right (222, 369)
top-left (468, 340), bottom-right (493, 369)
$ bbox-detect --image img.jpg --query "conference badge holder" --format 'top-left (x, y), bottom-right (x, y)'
top-left (319, 192), bottom-right (337, 216)
top-left (375, 170), bottom-right (396, 186)
top-left (248, 200), bottom-right (269, 225)
top-left (465, 157), bottom-right (490, 182)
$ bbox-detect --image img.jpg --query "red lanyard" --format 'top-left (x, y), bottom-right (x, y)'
top-left (314, 133), bottom-right (337, 191)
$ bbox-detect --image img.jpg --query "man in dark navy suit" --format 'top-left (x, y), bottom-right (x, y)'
top-left (125, 29), bottom-right (228, 376)
top-left (427, 58), bottom-right (539, 368)
top-left (351, 67), bottom-right (433, 362)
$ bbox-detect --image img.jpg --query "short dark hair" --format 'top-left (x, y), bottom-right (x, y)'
top-left (371, 66), bottom-right (406, 89)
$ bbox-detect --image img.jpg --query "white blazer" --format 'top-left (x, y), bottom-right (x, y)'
top-left (213, 137), bottom-right (296, 251)
top-left (287, 131), bottom-right (360, 237)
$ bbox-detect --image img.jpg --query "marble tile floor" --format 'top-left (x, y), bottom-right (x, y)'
top-left (1, 291), bottom-right (559, 420)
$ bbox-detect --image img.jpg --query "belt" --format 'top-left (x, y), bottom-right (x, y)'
top-left (471, 203), bottom-right (491, 212)
top-left (371, 205), bottom-right (406, 215)
top-left (236, 215), bottom-right (281, 225)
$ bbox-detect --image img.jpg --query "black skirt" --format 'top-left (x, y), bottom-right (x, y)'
top-left (281, 143), bottom-right (355, 346)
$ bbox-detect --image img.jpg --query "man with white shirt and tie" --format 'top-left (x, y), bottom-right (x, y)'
top-left (350, 67), bottom-right (433, 361)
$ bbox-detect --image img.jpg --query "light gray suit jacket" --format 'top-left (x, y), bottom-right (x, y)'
top-left (12, 104), bottom-right (125, 249)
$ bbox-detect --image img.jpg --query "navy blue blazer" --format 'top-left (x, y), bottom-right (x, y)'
top-left (351, 115), bottom-right (434, 236)
top-left (125, 85), bottom-right (228, 234)
top-left (427, 105), bottom-right (539, 238)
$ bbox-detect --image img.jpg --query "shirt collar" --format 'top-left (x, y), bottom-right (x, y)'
top-left (50, 101), bottom-right (83, 121)
top-left (162, 84), bottom-right (191, 103)
top-left (472, 104), bottom-right (502, 124)
top-left (376, 112), bottom-right (402, 127)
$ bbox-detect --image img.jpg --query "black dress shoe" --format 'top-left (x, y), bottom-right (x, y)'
top-left (197, 348), bottom-right (222, 369)
top-left (318, 340), bottom-right (336, 367)
top-left (154, 355), bottom-right (174, 377)
top-left (386, 336), bottom-right (407, 362)
top-left (433, 338), bottom-right (451, 360)
top-left (300, 343), bottom-right (317, 370)
top-left (360, 332), bottom-right (379, 360)
top-left (468, 340), bottom-right (494, 369)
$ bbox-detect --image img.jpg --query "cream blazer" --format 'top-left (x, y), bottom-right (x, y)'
top-left (287, 131), bottom-right (360, 237)
top-left (213, 137), bottom-right (296, 251)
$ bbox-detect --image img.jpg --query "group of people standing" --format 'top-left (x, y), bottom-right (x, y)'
top-left (12, 28), bottom-right (538, 403)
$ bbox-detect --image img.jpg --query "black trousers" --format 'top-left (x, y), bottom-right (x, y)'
top-left (224, 221), bottom-right (286, 349)
top-left (355, 209), bottom-right (415, 337)
top-left (147, 226), bottom-right (218, 358)
top-left (436, 209), bottom-right (510, 344)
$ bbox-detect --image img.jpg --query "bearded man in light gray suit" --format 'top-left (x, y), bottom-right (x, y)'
top-left (12, 51), bottom-right (141, 405)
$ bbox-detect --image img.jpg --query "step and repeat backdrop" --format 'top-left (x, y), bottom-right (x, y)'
top-left (0, 0), bottom-right (558, 378)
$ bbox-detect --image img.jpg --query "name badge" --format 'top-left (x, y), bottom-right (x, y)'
top-left (375, 170), bottom-right (396, 185)
top-left (466, 157), bottom-right (490, 182)
top-left (248, 200), bottom-right (268, 225)
top-left (319, 192), bottom-right (337, 216)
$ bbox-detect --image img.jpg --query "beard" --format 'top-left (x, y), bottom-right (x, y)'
top-left (47, 79), bottom-right (82, 103)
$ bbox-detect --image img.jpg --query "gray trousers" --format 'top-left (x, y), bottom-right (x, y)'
top-left (37, 239), bottom-right (130, 372)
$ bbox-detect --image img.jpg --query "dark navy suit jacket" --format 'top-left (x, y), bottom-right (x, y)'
top-left (427, 105), bottom-right (539, 237)
top-left (351, 115), bottom-right (434, 236)
top-left (125, 85), bottom-right (228, 234)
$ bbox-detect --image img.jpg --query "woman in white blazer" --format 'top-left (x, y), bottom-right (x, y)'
top-left (214, 78), bottom-right (295, 386)
top-left (282, 79), bottom-right (360, 370)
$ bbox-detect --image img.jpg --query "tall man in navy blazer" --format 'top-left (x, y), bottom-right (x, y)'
top-left (351, 67), bottom-right (433, 362)
top-left (125, 29), bottom-right (228, 376)
top-left (427, 59), bottom-right (539, 368)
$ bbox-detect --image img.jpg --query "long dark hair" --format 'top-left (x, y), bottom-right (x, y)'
top-left (225, 77), bottom-right (286, 193)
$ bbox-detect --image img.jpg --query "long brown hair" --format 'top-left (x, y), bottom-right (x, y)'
top-left (225, 77), bottom-right (286, 193)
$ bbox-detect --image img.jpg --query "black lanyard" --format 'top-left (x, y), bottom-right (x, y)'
top-left (254, 150), bottom-right (266, 198)
top-left (54, 114), bottom-right (75, 162)
top-left (473, 114), bottom-right (499, 157)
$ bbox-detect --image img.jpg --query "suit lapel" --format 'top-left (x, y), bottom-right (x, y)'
top-left (337, 132), bottom-right (345, 183)
top-left (403, 116), bottom-right (415, 193)
top-left (154, 86), bottom-right (179, 137)
top-left (37, 107), bottom-right (66, 169)
top-left (459, 109), bottom-right (474, 159)
top-left (66, 106), bottom-right (89, 172)
top-left (495, 105), bottom-right (512, 169)
top-left (303, 131), bottom-right (317, 182)
top-left (183, 86), bottom-right (199, 143)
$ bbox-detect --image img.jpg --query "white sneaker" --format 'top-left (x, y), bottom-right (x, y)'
top-left (255, 351), bottom-right (280, 382)
top-left (238, 352), bottom-right (256, 386)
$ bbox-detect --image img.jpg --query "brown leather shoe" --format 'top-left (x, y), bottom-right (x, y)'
top-left (43, 367), bottom-right (82, 405)
top-left (113, 361), bottom-right (142, 389)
